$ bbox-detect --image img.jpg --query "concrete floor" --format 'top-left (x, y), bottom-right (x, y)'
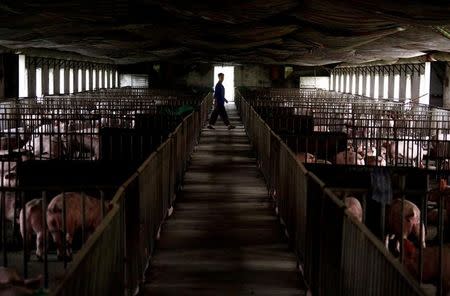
top-left (141, 105), bottom-right (304, 296)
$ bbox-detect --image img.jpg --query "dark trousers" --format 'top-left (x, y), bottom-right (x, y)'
top-left (209, 105), bottom-right (230, 126)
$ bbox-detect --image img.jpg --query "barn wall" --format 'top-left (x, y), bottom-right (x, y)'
top-left (119, 62), bottom-right (284, 89)
top-left (184, 64), bottom-right (273, 88)
top-left (234, 65), bottom-right (272, 87)
top-left (0, 54), bottom-right (19, 100)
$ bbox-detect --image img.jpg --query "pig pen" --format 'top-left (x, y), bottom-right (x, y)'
top-left (305, 164), bottom-right (450, 296)
top-left (0, 88), bottom-right (204, 290)
top-left (242, 87), bottom-right (450, 176)
top-left (236, 91), bottom-right (426, 295)
top-left (238, 87), bottom-right (450, 296)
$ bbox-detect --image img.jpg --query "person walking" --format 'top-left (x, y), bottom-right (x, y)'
top-left (207, 73), bottom-right (235, 130)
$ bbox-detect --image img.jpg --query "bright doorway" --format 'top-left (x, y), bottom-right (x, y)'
top-left (213, 66), bottom-right (235, 102)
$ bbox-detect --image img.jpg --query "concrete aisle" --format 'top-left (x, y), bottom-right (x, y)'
top-left (141, 104), bottom-right (304, 296)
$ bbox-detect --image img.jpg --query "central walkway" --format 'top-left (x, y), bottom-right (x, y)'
top-left (142, 105), bottom-right (303, 295)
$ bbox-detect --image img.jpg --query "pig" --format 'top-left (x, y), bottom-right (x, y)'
top-left (22, 114), bottom-right (41, 130)
top-left (344, 197), bottom-right (363, 222)
top-left (2, 171), bottom-right (17, 188)
top-left (366, 146), bottom-right (386, 157)
top-left (0, 192), bottom-right (16, 224)
top-left (335, 148), bottom-right (364, 165)
top-left (295, 152), bottom-right (316, 164)
top-left (0, 137), bottom-right (21, 151)
top-left (23, 134), bottom-right (66, 160)
top-left (385, 199), bottom-right (426, 254)
top-left (73, 132), bottom-right (99, 160)
top-left (21, 123), bottom-right (68, 160)
top-left (315, 159), bottom-right (332, 165)
top-left (0, 266), bottom-right (42, 293)
top-left (32, 122), bottom-right (66, 134)
top-left (0, 266), bottom-right (22, 286)
top-left (357, 146), bottom-right (387, 166)
top-left (0, 171), bottom-right (18, 225)
top-left (403, 239), bottom-right (450, 295)
top-left (313, 126), bottom-right (329, 132)
top-left (0, 161), bottom-right (17, 177)
top-left (367, 155), bottom-right (387, 166)
top-left (1, 127), bottom-right (31, 151)
top-left (47, 192), bottom-right (111, 259)
top-left (19, 199), bottom-right (44, 260)
top-left (380, 115), bottom-right (395, 129)
top-left (388, 140), bottom-right (425, 168)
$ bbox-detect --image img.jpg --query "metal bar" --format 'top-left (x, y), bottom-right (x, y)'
top-left (62, 191), bottom-right (67, 268)
top-left (42, 190), bottom-right (49, 288)
top-left (81, 191), bottom-right (86, 244)
top-left (21, 191), bottom-right (27, 278)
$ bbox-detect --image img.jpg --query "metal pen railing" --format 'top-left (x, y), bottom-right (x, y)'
top-left (236, 90), bottom-right (425, 296)
top-left (50, 93), bottom-right (213, 295)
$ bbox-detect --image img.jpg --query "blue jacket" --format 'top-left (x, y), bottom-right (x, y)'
top-left (214, 82), bottom-right (225, 106)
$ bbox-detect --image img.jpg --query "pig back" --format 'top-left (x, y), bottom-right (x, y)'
top-left (48, 192), bottom-right (103, 230)
top-left (387, 199), bottom-right (420, 236)
top-left (344, 197), bottom-right (363, 222)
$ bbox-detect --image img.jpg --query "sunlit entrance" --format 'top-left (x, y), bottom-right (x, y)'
top-left (213, 66), bottom-right (235, 102)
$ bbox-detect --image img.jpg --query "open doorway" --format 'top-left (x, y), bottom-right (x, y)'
top-left (213, 66), bottom-right (235, 102)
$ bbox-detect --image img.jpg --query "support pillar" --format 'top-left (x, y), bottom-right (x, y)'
top-left (362, 73), bottom-right (367, 96)
top-left (104, 70), bottom-right (108, 89)
top-left (355, 73), bottom-right (360, 95)
top-left (27, 59), bottom-right (36, 97)
top-left (388, 72), bottom-right (395, 99)
top-left (89, 67), bottom-right (94, 91)
top-left (329, 73), bottom-right (333, 91)
top-left (95, 67), bottom-right (100, 90)
top-left (412, 71), bottom-right (420, 102)
top-left (337, 73), bottom-right (341, 91)
top-left (343, 73), bottom-right (347, 93)
top-left (370, 72), bottom-right (375, 98)
top-left (443, 63), bottom-right (450, 109)
top-left (64, 65), bottom-right (70, 94)
top-left (81, 67), bottom-right (87, 91)
top-left (348, 73), bottom-right (354, 94)
top-left (42, 63), bottom-right (49, 96)
top-left (378, 72), bottom-right (385, 98)
top-left (333, 73), bottom-right (337, 91)
top-left (399, 71), bottom-right (407, 101)
top-left (54, 63), bottom-right (60, 95)
top-left (73, 66), bottom-right (79, 93)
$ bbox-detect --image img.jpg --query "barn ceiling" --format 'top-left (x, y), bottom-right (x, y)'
top-left (0, 0), bottom-right (450, 65)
